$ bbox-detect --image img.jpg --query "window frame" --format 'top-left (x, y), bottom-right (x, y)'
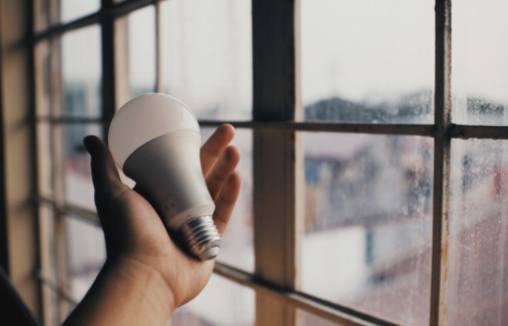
top-left (28, 0), bottom-right (508, 325)
top-left (1, 0), bottom-right (42, 318)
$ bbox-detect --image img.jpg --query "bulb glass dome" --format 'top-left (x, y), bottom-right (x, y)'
top-left (108, 93), bottom-right (200, 169)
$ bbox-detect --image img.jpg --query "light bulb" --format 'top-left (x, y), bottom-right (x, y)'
top-left (108, 93), bottom-right (220, 260)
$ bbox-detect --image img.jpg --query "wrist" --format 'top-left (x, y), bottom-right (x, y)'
top-left (103, 255), bottom-right (176, 319)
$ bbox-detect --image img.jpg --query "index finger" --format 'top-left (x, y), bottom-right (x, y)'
top-left (200, 124), bottom-right (235, 175)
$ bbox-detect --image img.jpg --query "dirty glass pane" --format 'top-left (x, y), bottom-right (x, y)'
top-left (452, 0), bottom-right (508, 125)
top-left (447, 139), bottom-right (508, 325)
top-left (172, 274), bottom-right (255, 325)
top-left (301, 0), bottom-right (434, 123)
top-left (299, 310), bottom-right (344, 326)
top-left (201, 128), bottom-right (254, 272)
top-left (61, 25), bottom-right (102, 117)
top-left (62, 125), bottom-right (102, 210)
top-left (300, 132), bottom-right (433, 325)
top-left (160, 0), bottom-right (252, 120)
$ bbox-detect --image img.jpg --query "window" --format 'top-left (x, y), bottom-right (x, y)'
top-left (30, 0), bottom-right (508, 325)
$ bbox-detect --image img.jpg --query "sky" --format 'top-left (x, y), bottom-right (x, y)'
top-left (301, 0), bottom-right (434, 104)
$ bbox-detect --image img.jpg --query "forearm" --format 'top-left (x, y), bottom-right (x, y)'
top-left (63, 257), bottom-right (175, 326)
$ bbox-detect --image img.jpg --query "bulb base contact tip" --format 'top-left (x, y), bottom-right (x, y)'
top-left (181, 215), bottom-right (221, 260)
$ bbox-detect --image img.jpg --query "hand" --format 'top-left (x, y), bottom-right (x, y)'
top-left (83, 124), bottom-right (240, 310)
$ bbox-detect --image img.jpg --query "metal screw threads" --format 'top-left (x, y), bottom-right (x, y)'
top-left (180, 215), bottom-right (221, 260)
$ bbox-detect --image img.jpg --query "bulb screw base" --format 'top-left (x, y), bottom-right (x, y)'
top-left (180, 215), bottom-right (221, 260)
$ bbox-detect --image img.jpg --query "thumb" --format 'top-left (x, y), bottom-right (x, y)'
top-left (83, 135), bottom-right (126, 204)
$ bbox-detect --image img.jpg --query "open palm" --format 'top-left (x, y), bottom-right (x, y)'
top-left (83, 124), bottom-right (240, 308)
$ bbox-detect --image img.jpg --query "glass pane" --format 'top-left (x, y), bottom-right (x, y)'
top-left (128, 7), bottom-right (156, 97)
top-left (447, 139), bottom-right (508, 325)
top-left (63, 125), bottom-right (102, 209)
top-left (160, 0), bottom-right (252, 120)
top-left (201, 128), bottom-right (254, 272)
top-left (60, 0), bottom-right (100, 23)
top-left (301, 0), bottom-right (434, 124)
top-left (299, 310), bottom-right (343, 326)
top-left (66, 216), bottom-right (105, 301)
top-left (61, 25), bottom-right (102, 117)
top-left (300, 132), bottom-right (433, 325)
top-left (452, 0), bottom-right (508, 125)
top-left (172, 274), bottom-right (255, 325)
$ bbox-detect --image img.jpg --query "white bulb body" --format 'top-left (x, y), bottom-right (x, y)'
top-left (108, 94), bottom-right (219, 260)
top-left (123, 130), bottom-right (214, 228)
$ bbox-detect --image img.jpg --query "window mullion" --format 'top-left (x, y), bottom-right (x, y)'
top-left (48, 33), bottom-right (72, 322)
top-left (101, 0), bottom-right (117, 136)
top-left (430, 0), bottom-right (452, 325)
top-left (252, 0), bottom-right (299, 325)
top-left (34, 39), bottom-right (55, 325)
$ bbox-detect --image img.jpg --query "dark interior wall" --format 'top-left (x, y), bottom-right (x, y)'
top-left (0, 0), bottom-right (41, 316)
top-left (0, 2), bottom-right (9, 274)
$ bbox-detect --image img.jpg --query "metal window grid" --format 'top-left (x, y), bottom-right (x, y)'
top-left (29, 0), bottom-right (506, 325)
